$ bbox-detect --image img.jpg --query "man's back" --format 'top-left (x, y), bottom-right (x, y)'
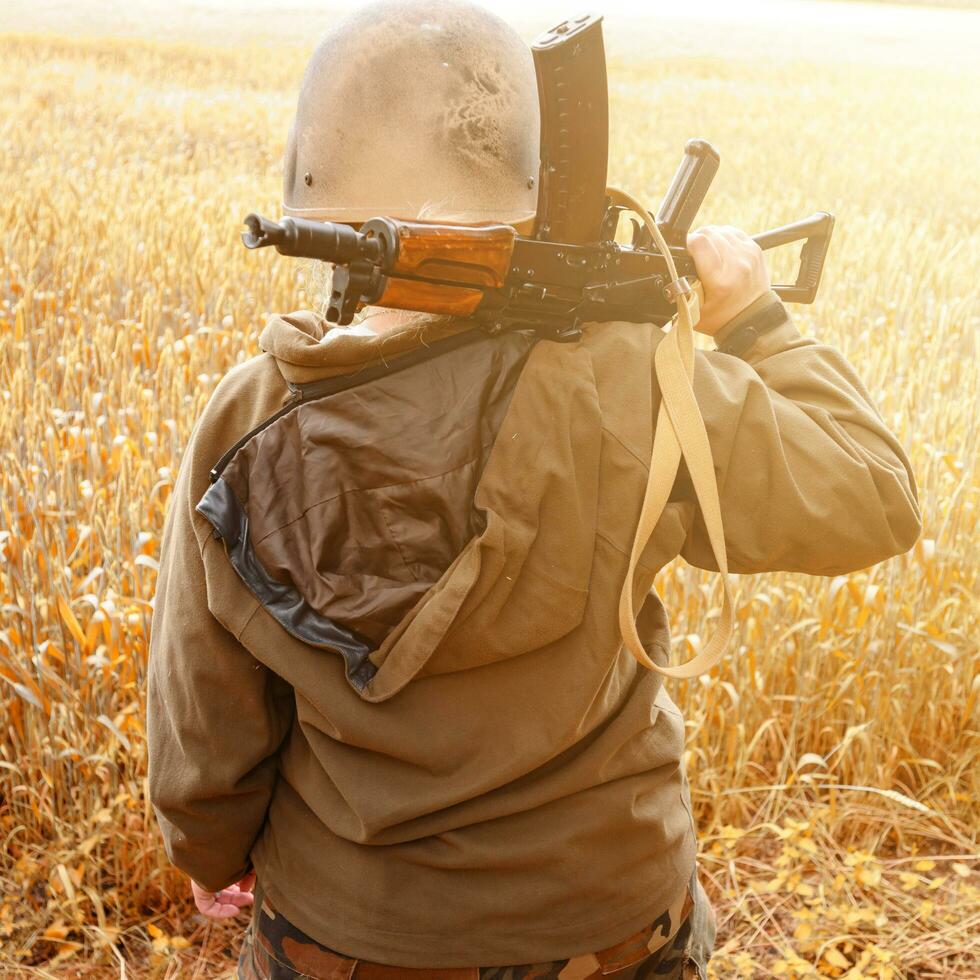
top-left (147, 300), bottom-right (919, 966)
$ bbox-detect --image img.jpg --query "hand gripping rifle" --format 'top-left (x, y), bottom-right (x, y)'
top-left (241, 14), bottom-right (834, 343)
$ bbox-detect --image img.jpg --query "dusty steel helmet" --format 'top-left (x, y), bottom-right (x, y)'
top-left (282, 0), bottom-right (540, 228)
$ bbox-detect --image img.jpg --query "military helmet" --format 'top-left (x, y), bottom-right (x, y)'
top-left (282, 0), bottom-right (540, 229)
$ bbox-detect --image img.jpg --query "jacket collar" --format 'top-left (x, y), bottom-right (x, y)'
top-left (259, 309), bottom-right (472, 385)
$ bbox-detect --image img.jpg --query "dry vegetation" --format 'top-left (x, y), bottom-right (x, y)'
top-left (0, 15), bottom-right (978, 980)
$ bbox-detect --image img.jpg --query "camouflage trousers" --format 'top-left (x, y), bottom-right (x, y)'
top-left (237, 871), bottom-right (715, 980)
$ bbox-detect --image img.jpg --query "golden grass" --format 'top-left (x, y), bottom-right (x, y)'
top-left (0, 24), bottom-right (978, 980)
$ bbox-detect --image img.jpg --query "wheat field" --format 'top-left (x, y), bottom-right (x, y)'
top-left (0, 3), bottom-right (978, 977)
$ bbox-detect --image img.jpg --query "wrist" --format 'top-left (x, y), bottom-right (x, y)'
top-left (714, 290), bottom-right (788, 357)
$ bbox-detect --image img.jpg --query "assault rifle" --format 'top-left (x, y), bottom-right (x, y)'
top-left (241, 14), bottom-right (834, 342)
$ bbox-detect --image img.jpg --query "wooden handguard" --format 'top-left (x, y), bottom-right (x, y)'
top-left (372, 279), bottom-right (485, 318)
top-left (366, 219), bottom-right (517, 288)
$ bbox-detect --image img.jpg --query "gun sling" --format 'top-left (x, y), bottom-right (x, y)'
top-left (610, 187), bottom-right (734, 679)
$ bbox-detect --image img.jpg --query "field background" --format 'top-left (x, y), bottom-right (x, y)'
top-left (0, 0), bottom-right (978, 977)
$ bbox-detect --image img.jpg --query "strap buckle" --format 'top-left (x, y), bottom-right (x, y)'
top-left (663, 276), bottom-right (692, 303)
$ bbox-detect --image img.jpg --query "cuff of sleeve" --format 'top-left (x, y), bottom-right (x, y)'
top-left (713, 290), bottom-right (780, 345)
top-left (154, 806), bottom-right (253, 892)
top-left (713, 290), bottom-right (801, 362)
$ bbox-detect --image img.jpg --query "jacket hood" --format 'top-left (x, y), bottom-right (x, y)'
top-left (198, 313), bottom-right (605, 701)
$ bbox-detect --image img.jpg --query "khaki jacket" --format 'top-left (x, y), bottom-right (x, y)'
top-left (147, 293), bottom-right (920, 966)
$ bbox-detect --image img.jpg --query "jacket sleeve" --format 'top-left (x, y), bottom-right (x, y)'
top-left (676, 292), bottom-right (922, 575)
top-left (146, 416), bottom-right (294, 892)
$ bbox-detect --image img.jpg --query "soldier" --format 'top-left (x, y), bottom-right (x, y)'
top-left (146, 2), bottom-right (921, 978)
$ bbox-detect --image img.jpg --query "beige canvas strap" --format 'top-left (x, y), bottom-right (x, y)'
top-left (607, 187), bottom-right (734, 679)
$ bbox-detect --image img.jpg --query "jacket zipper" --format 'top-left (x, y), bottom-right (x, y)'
top-left (208, 391), bottom-right (305, 484)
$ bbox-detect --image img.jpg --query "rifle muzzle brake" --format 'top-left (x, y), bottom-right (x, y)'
top-left (241, 214), bottom-right (384, 265)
